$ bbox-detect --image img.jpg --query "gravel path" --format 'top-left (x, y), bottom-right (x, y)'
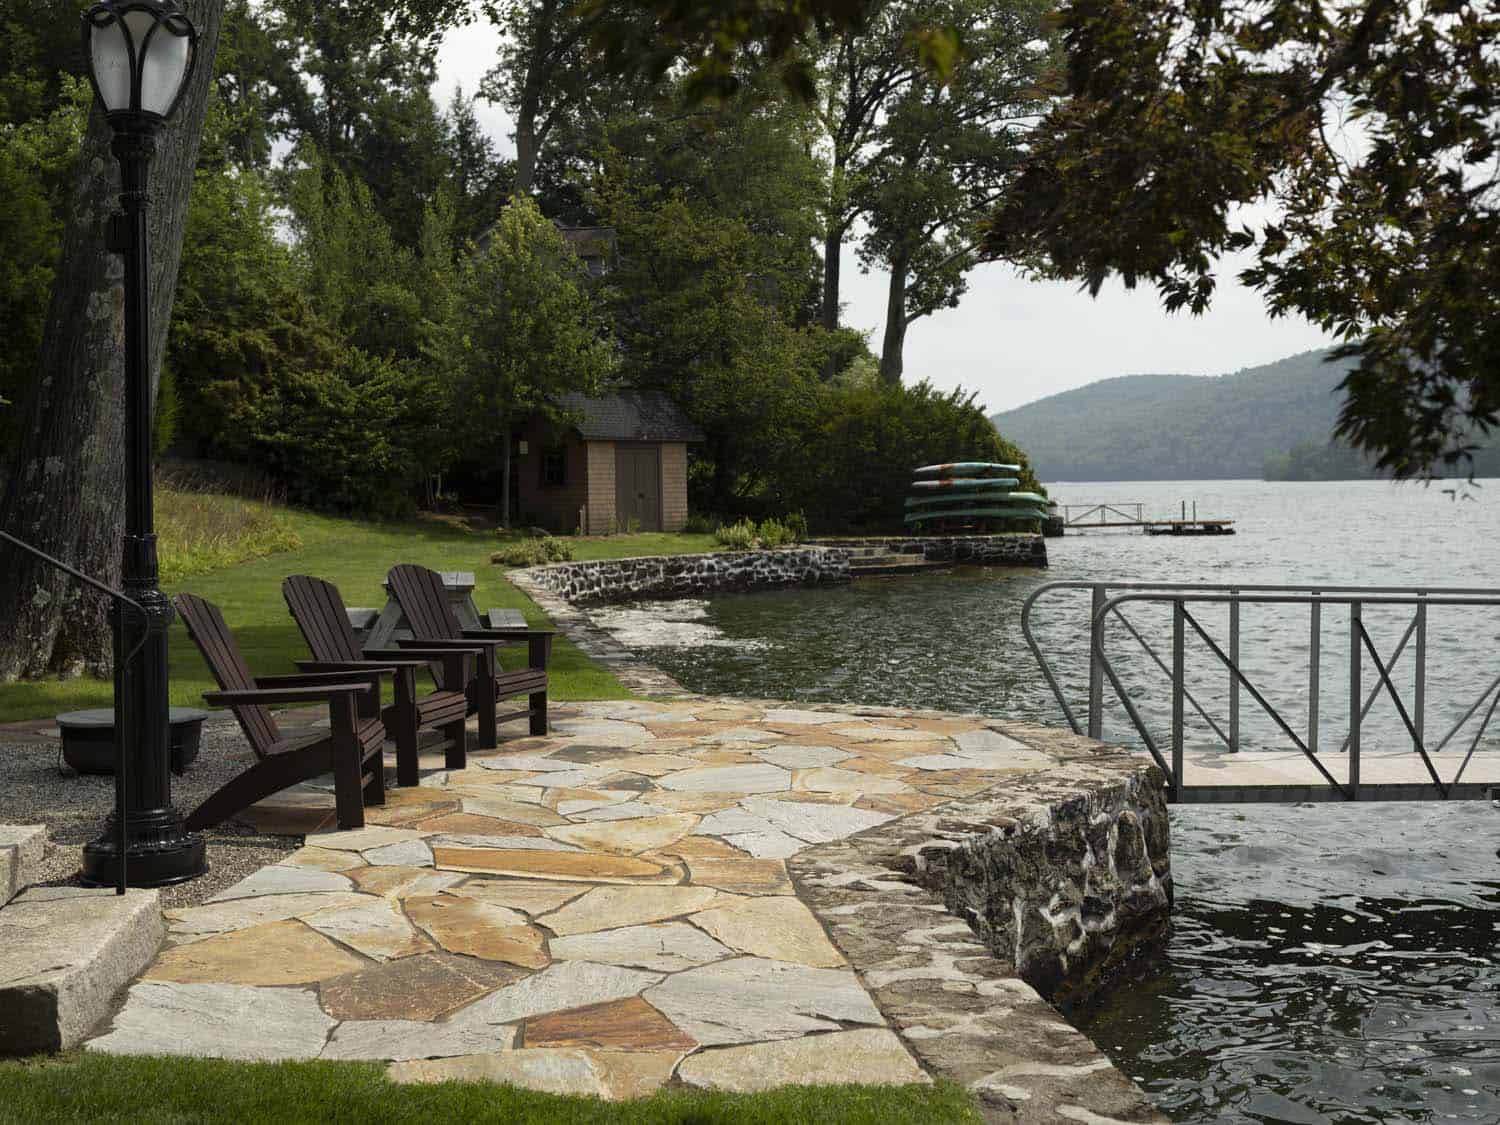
top-left (0, 718), bottom-right (297, 909)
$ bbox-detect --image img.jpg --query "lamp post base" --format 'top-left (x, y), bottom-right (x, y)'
top-left (81, 811), bottom-right (206, 888)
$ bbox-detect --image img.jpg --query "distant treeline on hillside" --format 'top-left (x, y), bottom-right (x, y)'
top-left (1264, 440), bottom-right (1500, 481)
top-left (989, 349), bottom-right (1356, 481)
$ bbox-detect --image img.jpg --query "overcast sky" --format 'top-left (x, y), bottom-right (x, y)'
top-left (437, 29), bottom-right (1334, 418)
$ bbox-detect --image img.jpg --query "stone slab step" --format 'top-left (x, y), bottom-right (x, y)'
top-left (849, 560), bottom-right (954, 578)
top-left (1, 826), bottom-right (46, 905)
top-left (0, 886), bottom-right (163, 1056)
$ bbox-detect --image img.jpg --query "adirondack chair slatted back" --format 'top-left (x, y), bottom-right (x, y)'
top-left (387, 565), bottom-right (464, 641)
top-left (283, 575), bottom-right (362, 663)
top-left (173, 594), bottom-right (280, 756)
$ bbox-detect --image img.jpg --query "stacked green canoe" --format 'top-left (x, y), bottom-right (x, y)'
top-left (904, 462), bottom-right (1049, 532)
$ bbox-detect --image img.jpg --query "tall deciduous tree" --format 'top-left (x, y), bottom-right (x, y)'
top-left (0, 0), bottom-right (226, 681)
top-left (439, 196), bottom-right (615, 526)
top-left (840, 0), bottom-right (1050, 384)
top-left (593, 93), bottom-right (826, 511)
top-left (988, 0), bottom-right (1500, 477)
top-left (479, 0), bottom-right (658, 198)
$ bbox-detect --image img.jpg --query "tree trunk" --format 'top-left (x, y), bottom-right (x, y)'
top-left (879, 252), bottom-right (910, 386)
top-left (822, 228), bottom-right (843, 334)
top-left (514, 112), bottom-right (538, 195)
top-left (499, 426), bottom-right (512, 529)
top-left (0, 0), bottom-right (225, 682)
top-left (821, 226), bottom-right (843, 379)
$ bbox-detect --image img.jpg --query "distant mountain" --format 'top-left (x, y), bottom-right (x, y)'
top-left (989, 349), bottom-right (1357, 481)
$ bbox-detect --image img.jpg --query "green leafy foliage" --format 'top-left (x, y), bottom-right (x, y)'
top-left (989, 0), bottom-right (1500, 479)
top-left (0, 75), bottom-right (88, 438)
top-left (714, 518), bottom-right (759, 550)
top-left (491, 534), bottom-right (576, 566)
top-left (786, 373), bottom-right (1038, 531)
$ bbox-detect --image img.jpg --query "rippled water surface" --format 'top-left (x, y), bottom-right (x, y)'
top-left (614, 479), bottom-right (1500, 1123)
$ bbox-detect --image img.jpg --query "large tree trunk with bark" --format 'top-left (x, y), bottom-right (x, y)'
top-left (879, 252), bottom-right (909, 385)
top-left (0, 0), bottom-right (225, 682)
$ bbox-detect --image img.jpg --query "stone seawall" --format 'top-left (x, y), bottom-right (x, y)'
top-left (807, 534), bottom-right (1047, 567)
top-left (788, 712), bottom-right (1171, 1122)
top-left (517, 548), bottom-right (851, 605)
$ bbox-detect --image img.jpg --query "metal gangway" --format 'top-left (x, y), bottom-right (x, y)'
top-left (1022, 581), bottom-right (1500, 802)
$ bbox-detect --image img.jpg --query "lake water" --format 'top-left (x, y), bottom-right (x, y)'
top-left (598, 479), bottom-right (1500, 1123)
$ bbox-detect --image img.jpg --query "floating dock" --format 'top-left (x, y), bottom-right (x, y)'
top-left (1056, 502), bottom-right (1235, 535)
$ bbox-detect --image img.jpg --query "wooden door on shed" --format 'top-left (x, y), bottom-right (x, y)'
top-left (615, 445), bottom-right (661, 531)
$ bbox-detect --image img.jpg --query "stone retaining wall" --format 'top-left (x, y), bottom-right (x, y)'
top-left (516, 547), bottom-right (851, 605)
top-left (807, 534), bottom-right (1047, 567)
top-left (789, 713), bottom-right (1171, 1122)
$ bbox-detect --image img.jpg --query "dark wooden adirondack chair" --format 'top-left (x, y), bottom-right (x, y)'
top-left (386, 564), bottom-right (553, 749)
top-left (174, 594), bottom-right (388, 831)
top-left (282, 574), bottom-right (472, 785)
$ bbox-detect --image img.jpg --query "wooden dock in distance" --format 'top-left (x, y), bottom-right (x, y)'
top-left (1056, 502), bottom-right (1235, 535)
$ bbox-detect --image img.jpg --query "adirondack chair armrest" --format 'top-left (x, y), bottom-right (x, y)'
top-left (362, 648), bottom-right (473, 694)
top-left (295, 659), bottom-right (427, 672)
top-left (461, 629), bottom-right (554, 670)
top-left (203, 683), bottom-right (375, 708)
top-left (460, 628), bottom-right (556, 639)
top-left (256, 671), bottom-right (389, 688)
top-left (393, 637), bottom-right (500, 652)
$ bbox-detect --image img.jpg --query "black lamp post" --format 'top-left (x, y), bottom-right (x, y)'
top-left (79, 0), bottom-right (206, 888)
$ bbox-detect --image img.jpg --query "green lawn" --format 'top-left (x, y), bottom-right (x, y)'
top-left (0, 1055), bottom-right (981, 1124)
top-left (0, 506), bottom-right (717, 724)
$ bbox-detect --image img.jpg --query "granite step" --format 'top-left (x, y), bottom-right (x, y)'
top-left (0, 886), bottom-right (164, 1056)
top-left (849, 558), bottom-right (953, 578)
top-left (1, 825), bottom-right (47, 905)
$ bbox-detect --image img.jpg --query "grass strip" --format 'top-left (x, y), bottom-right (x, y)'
top-left (0, 1054), bottom-right (982, 1124)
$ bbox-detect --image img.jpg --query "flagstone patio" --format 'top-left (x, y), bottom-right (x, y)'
top-left (81, 697), bottom-right (1162, 1113)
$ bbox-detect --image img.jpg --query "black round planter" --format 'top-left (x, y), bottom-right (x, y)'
top-left (56, 708), bottom-right (207, 775)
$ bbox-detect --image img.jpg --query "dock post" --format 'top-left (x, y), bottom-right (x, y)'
top-left (1350, 602), bottom-right (1361, 798)
top-left (1088, 585), bottom-right (1106, 741)
top-left (1229, 589), bottom-right (1240, 752)
top-left (1415, 599), bottom-right (1427, 753)
top-left (1309, 596), bottom-right (1321, 756)
top-left (1172, 599), bottom-right (1186, 790)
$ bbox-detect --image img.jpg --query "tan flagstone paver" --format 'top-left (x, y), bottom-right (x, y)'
top-left (321, 1018), bottom-right (516, 1061)
top-left (207, 865), bottom-right (354, 900)
top-left (416, 812), bottom-right (546, 836)
top-left (433, 846), bottom-right (680, 884)
top-left (682, 856), bottom-right (794, 896)
top-left (793, 766), bottom-right (912, 796)
top-left (456, 795), bottom-right (569, 826)
top-left (523, 996), bottom-right (696, 1051)
top-left (544, 813), bottom-right (699, 855)
top-left (388, 1047), bottom-right (682, 1098)
top-left (318, 953), bottom-right (527, 1021)
top-left (549, 921), bottom-right (732, 973)
top-left (145, 919), bottom-right (368, 986)
top-left (405, 894), bottom-right (549, 968)
top-left (450, 879), bottom-right (585, 916)
top-left (348, 864), bottom-right (465, 900)
top-left (538, 884), bottom-right (724, 937)
top-left (302, 896), bottom-right (434, 961)
top-left (676, 1029), bottom-right (927, 1092)
top-left (690, 896), bottom-right (846, 967)
top-left (282, 846), bottom-right (368, 872)
top-left (89, 696), bottom-right (1079, 1098)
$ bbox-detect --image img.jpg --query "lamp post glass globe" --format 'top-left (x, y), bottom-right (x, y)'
top-left (85, 1), bottom-right (197, 126)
